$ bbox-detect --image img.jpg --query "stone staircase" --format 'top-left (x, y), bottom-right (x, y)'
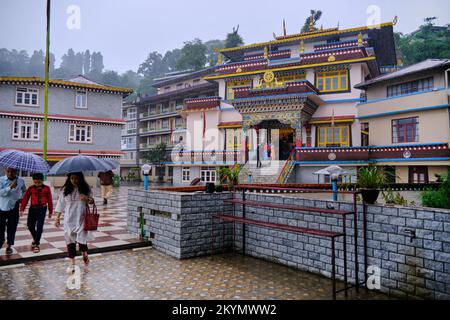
top-left (239, 160), bottom-right (288, 183)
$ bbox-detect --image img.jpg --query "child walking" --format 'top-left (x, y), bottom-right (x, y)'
top-left (19, 173), bottom-right (53, 253)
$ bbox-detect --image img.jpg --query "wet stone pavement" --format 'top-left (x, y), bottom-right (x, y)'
top-left (0, 248), bottom-right (391, 300)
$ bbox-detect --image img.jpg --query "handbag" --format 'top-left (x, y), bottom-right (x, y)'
top-left (83, 202), bottom-right (99, 231)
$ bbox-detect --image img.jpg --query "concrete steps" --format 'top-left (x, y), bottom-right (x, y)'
top-left (239, 160), bottom-right (287, 183)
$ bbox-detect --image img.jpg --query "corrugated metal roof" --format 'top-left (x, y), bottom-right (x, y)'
top-left (355, 59), bottom-right (450, 88)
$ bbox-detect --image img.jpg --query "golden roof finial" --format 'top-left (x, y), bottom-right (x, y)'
top-left (358, 32), bottom-right (363, 46)
top-left (309, 14), bottom-right (315, 32)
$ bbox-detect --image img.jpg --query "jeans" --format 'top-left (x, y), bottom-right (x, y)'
top-left (27, 207), bottom-right (47, 246)
top-left (0, 202), bottom-right (20, 248)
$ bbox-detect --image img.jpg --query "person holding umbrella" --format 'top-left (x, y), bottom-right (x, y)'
top-left (0, 168), bottom-right (27, 255)
top-left (54, 172), bottom-right (94, 272)
top-left (49, 154), bottom-right (115, 272)
top-left (0, 150), bottom-right (50, 255)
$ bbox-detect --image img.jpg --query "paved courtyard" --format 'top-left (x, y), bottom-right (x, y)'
top-left (0, 247), bottom-right (390, 300)
top-left (0, 186), bottom-right (145, 265)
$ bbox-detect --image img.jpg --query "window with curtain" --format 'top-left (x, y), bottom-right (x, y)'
top-left (392, 117), bottom-right (419, 143)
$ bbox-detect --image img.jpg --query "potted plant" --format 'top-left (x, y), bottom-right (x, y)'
top-left (216, 165), bottom-right (241, 192)
top-left (357, 166), bottom-right (386, 204)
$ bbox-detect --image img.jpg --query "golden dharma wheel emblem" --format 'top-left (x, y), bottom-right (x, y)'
top-left (328, 55), bottom-right (336, 62)
top-left (263, 71), bottom-right (275, 83)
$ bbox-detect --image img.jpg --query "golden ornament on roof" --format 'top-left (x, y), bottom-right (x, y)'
top-left (236, 67), bottom-right (243, 73)
top-left (328, 55), bottom-right (336, 62)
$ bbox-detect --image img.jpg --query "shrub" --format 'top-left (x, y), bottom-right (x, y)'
top-left (421, 174), bottom-right (450, 209)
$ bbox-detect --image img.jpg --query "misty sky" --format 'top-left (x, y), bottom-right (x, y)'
top-left (1, 0), bottom-right (449, 73)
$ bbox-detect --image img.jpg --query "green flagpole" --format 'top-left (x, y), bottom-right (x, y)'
top-left (43, 0), bottom-right (51, 182)
top-left (43, 0), bottom-right (51, 163)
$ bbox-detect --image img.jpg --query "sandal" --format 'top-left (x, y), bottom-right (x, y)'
top-left (33, 245), bottom-right (40, 253)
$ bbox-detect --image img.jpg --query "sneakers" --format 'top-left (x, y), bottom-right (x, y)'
top-left (5, 247), bottom-right (13, 255)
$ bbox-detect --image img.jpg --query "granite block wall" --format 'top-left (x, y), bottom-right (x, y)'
top-left (127, 188), bottom-right (450, 299)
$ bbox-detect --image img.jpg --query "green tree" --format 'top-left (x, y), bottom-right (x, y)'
top-left (83, 49), bottom-right (91, 74)
top-left (60, 48), bottom-right (77, 76)
top-left (28, 50), bottom-right (45, 77)
top-left (176, 38), bottom-right (207, 71)
top-left (396, 17), bottom-right (450, 65)
top-left (90, 51), bottom-right (104, 74)
top-left (138, 51), bottom-right (165, 77)
top-left (144, 143), bottom-right (168, 181)
top-left (225, 26), bottom-right (244, 48)
top-left (101, 70), bottom-right (121, 86)
top-left (301, 10), bottom-right (323, 33)
top-left (205, 39), bottom-right (225, 66)
top-left (162, 49), bottom-right (181, 72)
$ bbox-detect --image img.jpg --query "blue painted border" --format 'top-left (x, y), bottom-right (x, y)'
top-left (356, 104), bottom-right (450, 120)
top-left (357, 87), bottom-right (448, 106)
top-left (371, 157), bottom-right (450, 163)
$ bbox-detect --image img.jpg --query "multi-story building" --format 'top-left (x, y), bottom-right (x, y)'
top-left (172, 19), bottom-right (403, 185)
top-left (355, 59), bottom-right (450, 183)
top-left (129, 68), bottom-right (218, 182)
top-left (0, 76), bottom-right (132, 169)
top-left (120, 101), bottom-right (140, 180)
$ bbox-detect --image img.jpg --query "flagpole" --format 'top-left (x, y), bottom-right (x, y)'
top-left (43, 0), bottom-right (51, 162)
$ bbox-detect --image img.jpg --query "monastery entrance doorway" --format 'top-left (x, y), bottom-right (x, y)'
top-left (254, 120), bottom-right (296, 165)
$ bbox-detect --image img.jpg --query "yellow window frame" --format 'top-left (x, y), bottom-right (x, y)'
top-left (317, 125), bottom-right (350, 147)
top-left (316, 70), bottom-right (349, 92)
top-left (226, 129), bottom-right (242, 149)
top-left (226, 80), bottom-right (252, 100)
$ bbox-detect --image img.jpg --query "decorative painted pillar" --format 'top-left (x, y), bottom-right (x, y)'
top-left (255, 127), bottom-right (261, 168)
top-left (300, 40), bottom-right (305, 54)
top-left (263, 46), bottom-right (268, 59)
top-left (223, 128), bottom-right (227, 164)
top-left (242, 125), bottom-right (249, 163)
top-left (293, 117), bottom-right (303, 147)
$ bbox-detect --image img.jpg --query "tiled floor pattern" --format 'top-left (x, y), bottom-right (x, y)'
top-left (0, 187), bottom-right (144, 264)
top-left (0, 248), bottom-right (391, 300)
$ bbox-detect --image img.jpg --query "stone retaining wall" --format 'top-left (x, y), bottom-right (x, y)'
top-left (127, 188), bottom-right (450, 299)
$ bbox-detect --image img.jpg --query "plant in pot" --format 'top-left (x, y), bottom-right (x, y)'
top-left (216, 165), bottom-right (241, 192)
top-left (357, 166), bottom-right (386, 204)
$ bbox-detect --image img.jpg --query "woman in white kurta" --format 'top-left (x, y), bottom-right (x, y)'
top-left (54, 172), bottom-right (94, 272)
